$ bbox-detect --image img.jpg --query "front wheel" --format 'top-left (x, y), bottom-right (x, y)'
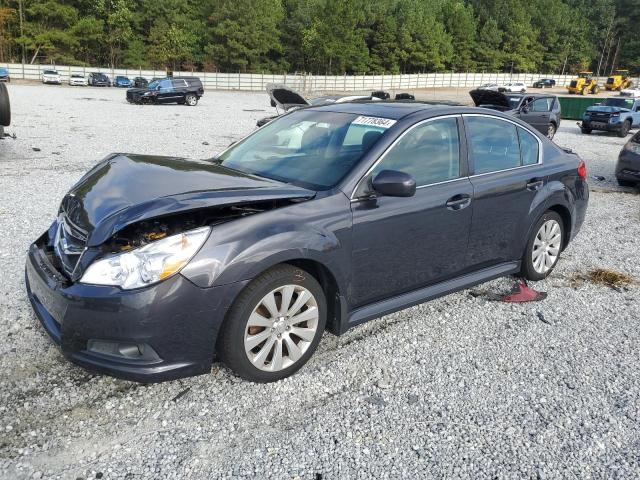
top-left (217, 265), bottom-right (326, 382)
top-left (617, 121), bottom-right (631, 138)
top-left (521, 211), bottom-right (564, 281)
top-left (185, 93), bottom-right (198, 106)
top-left (581, 126), bottom-right (592, 134)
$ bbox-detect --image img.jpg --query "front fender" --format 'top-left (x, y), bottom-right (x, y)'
top-left (180, 193), bottom-right (352, 294)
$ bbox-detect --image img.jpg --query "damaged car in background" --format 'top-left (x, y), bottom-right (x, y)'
top-left (469, 89), bottom-right (561, 139)
top-left (26, 102), bottom-right (588, 384)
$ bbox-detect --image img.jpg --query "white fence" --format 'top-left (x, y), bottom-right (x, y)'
top-left (2, 63), bottom-right (637, 92)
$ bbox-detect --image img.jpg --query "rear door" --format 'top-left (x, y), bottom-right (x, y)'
top-left (349, 116), bottom-right (474, 307)
top-left (463, 114), bottom-right (546, 269)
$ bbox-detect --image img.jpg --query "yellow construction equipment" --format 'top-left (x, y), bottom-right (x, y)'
top-left (605, 70), bottom-right (634, 91)
top-left (567, 71), bottom-right (600, 95)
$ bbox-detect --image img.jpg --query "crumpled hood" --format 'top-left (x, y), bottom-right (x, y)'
top-left (60, 154), bottom-right (315, 247)
top-left (586, 105), bottom-right (630, 114)
top-left (469, 89), bottom-right (512, 109)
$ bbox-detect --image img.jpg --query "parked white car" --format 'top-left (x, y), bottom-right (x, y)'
top-left (499, 82), bottom-right (527, 93)
top-left (41, 70), bottom-right (62, 85)
top-left (69, 73), bottom-right (87, 86)
top-left (620, 87), bottom-right (640, 98)
top-left (478, 83), bottom-right (500, 91)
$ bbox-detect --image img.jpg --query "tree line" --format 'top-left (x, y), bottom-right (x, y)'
top-left (0, 0), bottom-right (637, 75)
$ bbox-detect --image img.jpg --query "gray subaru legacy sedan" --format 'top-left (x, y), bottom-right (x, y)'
top-left (25, 102), bottom-right (589, 383)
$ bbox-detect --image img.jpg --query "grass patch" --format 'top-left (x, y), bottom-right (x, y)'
top-left (571, 268), bottom-right (635, 289)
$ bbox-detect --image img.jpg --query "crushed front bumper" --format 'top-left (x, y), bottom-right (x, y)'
top-left (581, 120), bottom-right (622, 132)
top-left (25, 231), bottom-right (247, 382)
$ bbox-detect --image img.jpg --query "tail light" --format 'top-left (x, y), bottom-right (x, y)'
top-left (577, 159), bottom-right (587, 179)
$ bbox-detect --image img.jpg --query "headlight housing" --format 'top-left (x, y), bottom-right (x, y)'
top-left (80, 226), bottom-right (210, 289)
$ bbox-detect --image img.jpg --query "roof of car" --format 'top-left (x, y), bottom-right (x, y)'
top-left (305, 101), bottom-right (456, 120)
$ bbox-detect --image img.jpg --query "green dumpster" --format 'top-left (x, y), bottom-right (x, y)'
top-left (558, 96), bottom-right (605, 120)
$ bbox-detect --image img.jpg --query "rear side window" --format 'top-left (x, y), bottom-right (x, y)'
top-left (518, 127), bottom-right (540, 165)
top-left (372, 117), bottom-right (460, 186)
top-left (466, 117), bottom-right (521, 174)
top-left (172, 79), bottom-right (188, 88)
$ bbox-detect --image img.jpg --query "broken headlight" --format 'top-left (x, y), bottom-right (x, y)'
top-left (80, 226), bottom-right (210, 289)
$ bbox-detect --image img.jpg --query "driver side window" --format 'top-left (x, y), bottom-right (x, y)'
top-left (531, 98), bottom-right (553, 112)
top-left (371, 117), bottom-right (461, 187)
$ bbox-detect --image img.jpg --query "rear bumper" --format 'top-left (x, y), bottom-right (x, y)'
top-left (616, 150), bottom-right (640, 182)
top-left (25, 231), bottom-right (248, 382)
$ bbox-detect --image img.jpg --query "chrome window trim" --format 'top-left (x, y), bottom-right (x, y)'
top-left (462, 113), bottom-right (544, 176)
top-left (350, 114), bottom-right (462, 199)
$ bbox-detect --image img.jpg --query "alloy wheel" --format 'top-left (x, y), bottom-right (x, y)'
top-left (244, 284), bottom-right (319, 372)
top-left (532, 219), bottom-right (562, 274)
top-left (186, 95), bottom-right (197, 106)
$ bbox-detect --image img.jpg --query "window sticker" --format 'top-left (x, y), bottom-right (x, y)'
top-left (352, 116), bottom-right (397, 128)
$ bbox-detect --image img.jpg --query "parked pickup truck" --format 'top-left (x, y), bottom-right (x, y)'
top-left (581, 96), bottom-right (640, 137)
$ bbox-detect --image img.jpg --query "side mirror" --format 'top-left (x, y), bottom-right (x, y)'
top-left (371, 170), bottom-right (416, 197)
top-left (520, 105), bottom-right (529, 114)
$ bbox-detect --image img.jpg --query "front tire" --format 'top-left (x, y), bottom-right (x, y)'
top-left (521, 211), bottom-right (564, 281)
top-left (217, 264), bottom-right (326, 382)
top-left (617, 121), bottom-right (631, 138)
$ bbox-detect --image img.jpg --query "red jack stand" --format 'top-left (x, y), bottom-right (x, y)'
top-left (501, 277), bottom-right (547, 303)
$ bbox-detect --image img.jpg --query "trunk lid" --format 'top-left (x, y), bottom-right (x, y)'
top-left (469, 89), bottom-right (513, 110)
top-left (266, 83), bottom-right (310, 111)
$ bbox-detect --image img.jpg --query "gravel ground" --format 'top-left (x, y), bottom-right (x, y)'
top-left (0, 84), bottom-right (639, 480)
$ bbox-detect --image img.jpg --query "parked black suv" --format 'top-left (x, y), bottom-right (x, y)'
top-left (126, 77), bottom-right (204, 105)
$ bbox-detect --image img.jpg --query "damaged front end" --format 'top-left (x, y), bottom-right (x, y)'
top-left (25, 152), bottom-right (315, 381)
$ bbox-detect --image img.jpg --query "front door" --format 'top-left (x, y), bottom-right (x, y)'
top-left (516, 97), bottom-right (554, 135)
top-left (463, 115), bottom-right (547, 269)
top-left (350, 116), bottom-right (473, 307)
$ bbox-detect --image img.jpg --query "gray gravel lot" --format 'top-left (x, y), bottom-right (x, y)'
top-left (0, 84), bottom-right (639, 480)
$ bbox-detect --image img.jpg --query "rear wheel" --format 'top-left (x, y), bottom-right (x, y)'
top-left (217, 264), bottom-right (326, 382)
top-left (185, 93), bottom-right (198, 106)
top-left (617, 178), bottom-right (637, 187)
top-left (592, 85), bottom-right (600, 94)
top-left (521, 211), bottom-right (564, 281)
top-left (0, 83), bottom-right (11, 127)
top-left (547, 122), bottom-right (556, 139)
top-left (617, 120), bottom-right (631, 138)
top-left (581, 86), bottom-right (589, 95)
top-left (581, 126), bottom-right (592, 134)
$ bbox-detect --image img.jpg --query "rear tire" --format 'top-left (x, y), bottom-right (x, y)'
top-left (185, 93), bottom-right (198, 106)
top-left (0, 83), bottom-right (11, 126)
top-left (547, 122), bottom-right (556, 139)
top-left (521, 211), bottom-right (564, 281)
top-left (617, 179), bottom-right (637, 187)
top-left (217, 264), bottom-right (326, 383)
top-left (581, 126), bottom-right (592, 134)
top-left (592, 85), bottom-right (600, 94)
top-left (581, 86), bottom-right (589, 95)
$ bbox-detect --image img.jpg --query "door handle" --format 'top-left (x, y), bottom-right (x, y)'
top-left (526, 178), bottom-right (544, 191)
top-left (446, 194), bottom-right (472, 210)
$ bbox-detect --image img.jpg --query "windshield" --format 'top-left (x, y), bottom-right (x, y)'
top-left (604, 98), bottom-right (634, 109)
top-left (218, 110), bottom-right (392, 190)
top-left (44, 70), bottom-right (58, 75)
top-left (148, 80), bottom-right (161, 89)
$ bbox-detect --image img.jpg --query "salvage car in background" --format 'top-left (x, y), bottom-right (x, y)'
top-left (87, 72), bottom-right (109, 87)
top-left (133, 77), bottom-right (148, 88)
top-left (580, 96), bottom-right (640, 137)
top-left (469, 89), bottom-right (561, 139)
top-left (114, 76), bottom-right (133, 88)
top-left (616, 131), bottom-right (640, 187)
top-left (0, 67), bottom-right (10, 82)
top-left (499, 82), bottom-right (527, 93)
top-left (257, 83), bottom-right (383, 126)
top-left (69, 74), bottom-right (87, 86)
top-left (42, 70), bottom-right (62, 85)
top-left (532, 79), bottom-right (556, 88)
top-left (26, 102), bottom-right (588, 383)
top-left (126, 77), bottom-right (204, 105)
